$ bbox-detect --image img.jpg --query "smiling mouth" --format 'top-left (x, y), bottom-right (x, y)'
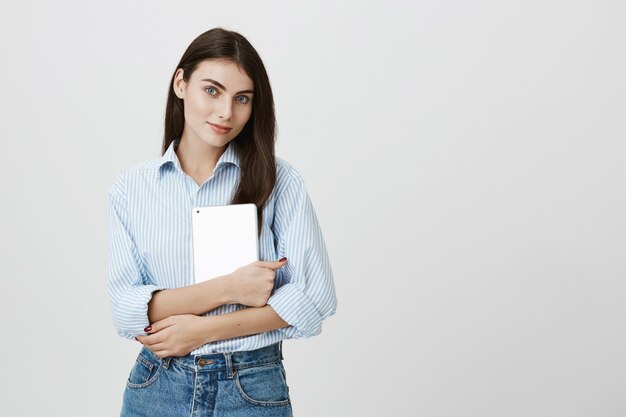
top-left (207, 122), bottom-right (232, 134)
top-left (208, 122), bottom-right (232, 130)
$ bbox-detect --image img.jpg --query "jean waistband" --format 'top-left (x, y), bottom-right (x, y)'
top-left (142, 341), bottom-right (283, 378)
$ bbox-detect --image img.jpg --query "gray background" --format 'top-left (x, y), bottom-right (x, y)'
top-left (1, 1), bottom-right (625, 416)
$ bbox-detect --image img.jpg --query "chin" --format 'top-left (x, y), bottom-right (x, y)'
top-left (203, 135), bottom-right (234, 148)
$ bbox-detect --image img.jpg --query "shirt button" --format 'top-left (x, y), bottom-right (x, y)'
top-left (197, 358), bottom-right (215, 366)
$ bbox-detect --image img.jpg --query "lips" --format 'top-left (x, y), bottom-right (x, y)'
top-left (208, 122), bottom-right (232, 131)
top-left (207, 122), bottom-right (232, 135)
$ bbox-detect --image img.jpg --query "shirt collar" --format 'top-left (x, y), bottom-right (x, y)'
top-left (157, 138), bottom-right (241, 181)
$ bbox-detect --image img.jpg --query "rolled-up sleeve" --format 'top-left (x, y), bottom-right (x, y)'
top-left (267, 172), bottom-right (338, 339)
top-left (107, 174), bottom-right (166, 340)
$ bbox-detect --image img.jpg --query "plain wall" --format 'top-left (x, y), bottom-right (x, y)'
top-left (1, 1), bottom-right (625, 416)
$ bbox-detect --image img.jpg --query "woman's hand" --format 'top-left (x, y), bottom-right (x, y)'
top-left (228, 258), bottom-right (287, 307)
top-left (136, 314), bottom-right (209, 358)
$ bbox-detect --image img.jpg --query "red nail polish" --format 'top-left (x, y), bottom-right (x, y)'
top-left (144, 326), bottom-right (152, 332)
top-left (279, 257), bottom-right (287, 262)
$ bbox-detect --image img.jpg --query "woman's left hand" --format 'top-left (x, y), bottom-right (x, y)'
top-left (136, 314), bottom-right (209, 358)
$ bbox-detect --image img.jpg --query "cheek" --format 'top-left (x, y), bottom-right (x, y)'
top-left (185, 95), bottom-right (212, 118)
top-left (237, 107), bottom-right (253, 128)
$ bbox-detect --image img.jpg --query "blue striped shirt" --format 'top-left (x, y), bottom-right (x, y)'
top-left (107, 138), bottom-right (337, 354)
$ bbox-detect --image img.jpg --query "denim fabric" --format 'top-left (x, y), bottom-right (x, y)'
top-left (120, 342), bottom-right (293, 417)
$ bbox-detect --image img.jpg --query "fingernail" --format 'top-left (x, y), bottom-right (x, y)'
top-left (279, 257), bottom-right (287, 262)
top-left (144, 326), bottom-right (152, 332)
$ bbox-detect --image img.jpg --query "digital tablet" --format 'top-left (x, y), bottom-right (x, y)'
top-left (191, 203), bottom-right (259, 284)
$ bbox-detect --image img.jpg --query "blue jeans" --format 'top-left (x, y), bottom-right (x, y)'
top-left (120, 342), bottom-right (293, 417)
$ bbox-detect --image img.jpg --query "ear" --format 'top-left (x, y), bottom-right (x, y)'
top-left (173, 68), bottom-right (187, 99)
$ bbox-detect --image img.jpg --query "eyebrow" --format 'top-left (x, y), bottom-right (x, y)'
top-left (200, 78), bottom-right (254, 95)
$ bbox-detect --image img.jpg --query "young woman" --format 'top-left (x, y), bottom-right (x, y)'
top-left (107, 27), bottom-right (337, 416)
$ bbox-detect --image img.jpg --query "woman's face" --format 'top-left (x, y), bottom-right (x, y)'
top-left (174, 59), bottom-right (254, 149)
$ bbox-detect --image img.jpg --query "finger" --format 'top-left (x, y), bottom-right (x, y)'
top-left (255, 258), bottom-right (287, 270)
top-left (138, 333), bottom-right (164, 347)
top-left (150, 341), bottom-right (168, 351)
top-left (148, 317), bottom-right (175, 333)
top-left (154, 349), bottom-right (170, 359)
top-left (135, 336), bottom-right (152, 350)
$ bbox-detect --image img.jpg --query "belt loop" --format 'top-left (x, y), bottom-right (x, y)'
top-left (224, 352), bottom-right (234, 379)
top-left (162, 356), bottom-right (172, 369)
top-left (279, 340), bottom-right (284, 360)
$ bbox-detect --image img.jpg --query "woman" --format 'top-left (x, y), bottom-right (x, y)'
top-left (107, 27), bottom-right (337, 416)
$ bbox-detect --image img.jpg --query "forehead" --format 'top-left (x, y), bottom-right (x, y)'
top-left (191, 59), bottom-right (253, 88)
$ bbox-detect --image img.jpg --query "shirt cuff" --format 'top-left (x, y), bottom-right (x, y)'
top-left (111, 284), bottom-right (166, 340)
top-left (266, 283), bottom-right (324, 339)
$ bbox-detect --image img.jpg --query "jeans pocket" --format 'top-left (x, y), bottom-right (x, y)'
top-left (234, 362), bottom-right (291, 407)
top-left (126, 347), bottom-right (163, 389)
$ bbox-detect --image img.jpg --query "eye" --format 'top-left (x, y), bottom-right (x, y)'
top-left (205, 87), bottom-right (218, 95)
top-left (235, 95), bottom-right (250, 104)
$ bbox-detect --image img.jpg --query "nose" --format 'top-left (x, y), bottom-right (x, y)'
top-left (217, 96), bottom-right (233, 120)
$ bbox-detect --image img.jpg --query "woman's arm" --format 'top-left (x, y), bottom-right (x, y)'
top-left (147, 274), bottom-right (232, 324)
top-left (138, 305), bottom-right (289, 358)
top-left (147, 259), bottom-right (287, 324)
top-left (201, 305), bottom-right (289, 343)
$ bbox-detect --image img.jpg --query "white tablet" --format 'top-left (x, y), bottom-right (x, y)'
top-left (191, 203), bottom-right (259, 284)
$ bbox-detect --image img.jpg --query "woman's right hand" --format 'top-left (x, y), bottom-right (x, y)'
top-left (228, 258), bottom-right (287, 307)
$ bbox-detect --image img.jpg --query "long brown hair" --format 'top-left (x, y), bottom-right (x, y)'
top-left (161, 28), bottom-right (277, 236)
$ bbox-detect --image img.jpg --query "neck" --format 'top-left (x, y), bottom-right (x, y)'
top-left (175, 134), bottom-right (228, 175)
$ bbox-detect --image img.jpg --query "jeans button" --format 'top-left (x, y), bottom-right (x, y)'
top-left (197, 358), bottom-right (215, 366)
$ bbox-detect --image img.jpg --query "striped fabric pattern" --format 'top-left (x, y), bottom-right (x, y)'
top-left (107, 138), bottom-right (337, 354)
